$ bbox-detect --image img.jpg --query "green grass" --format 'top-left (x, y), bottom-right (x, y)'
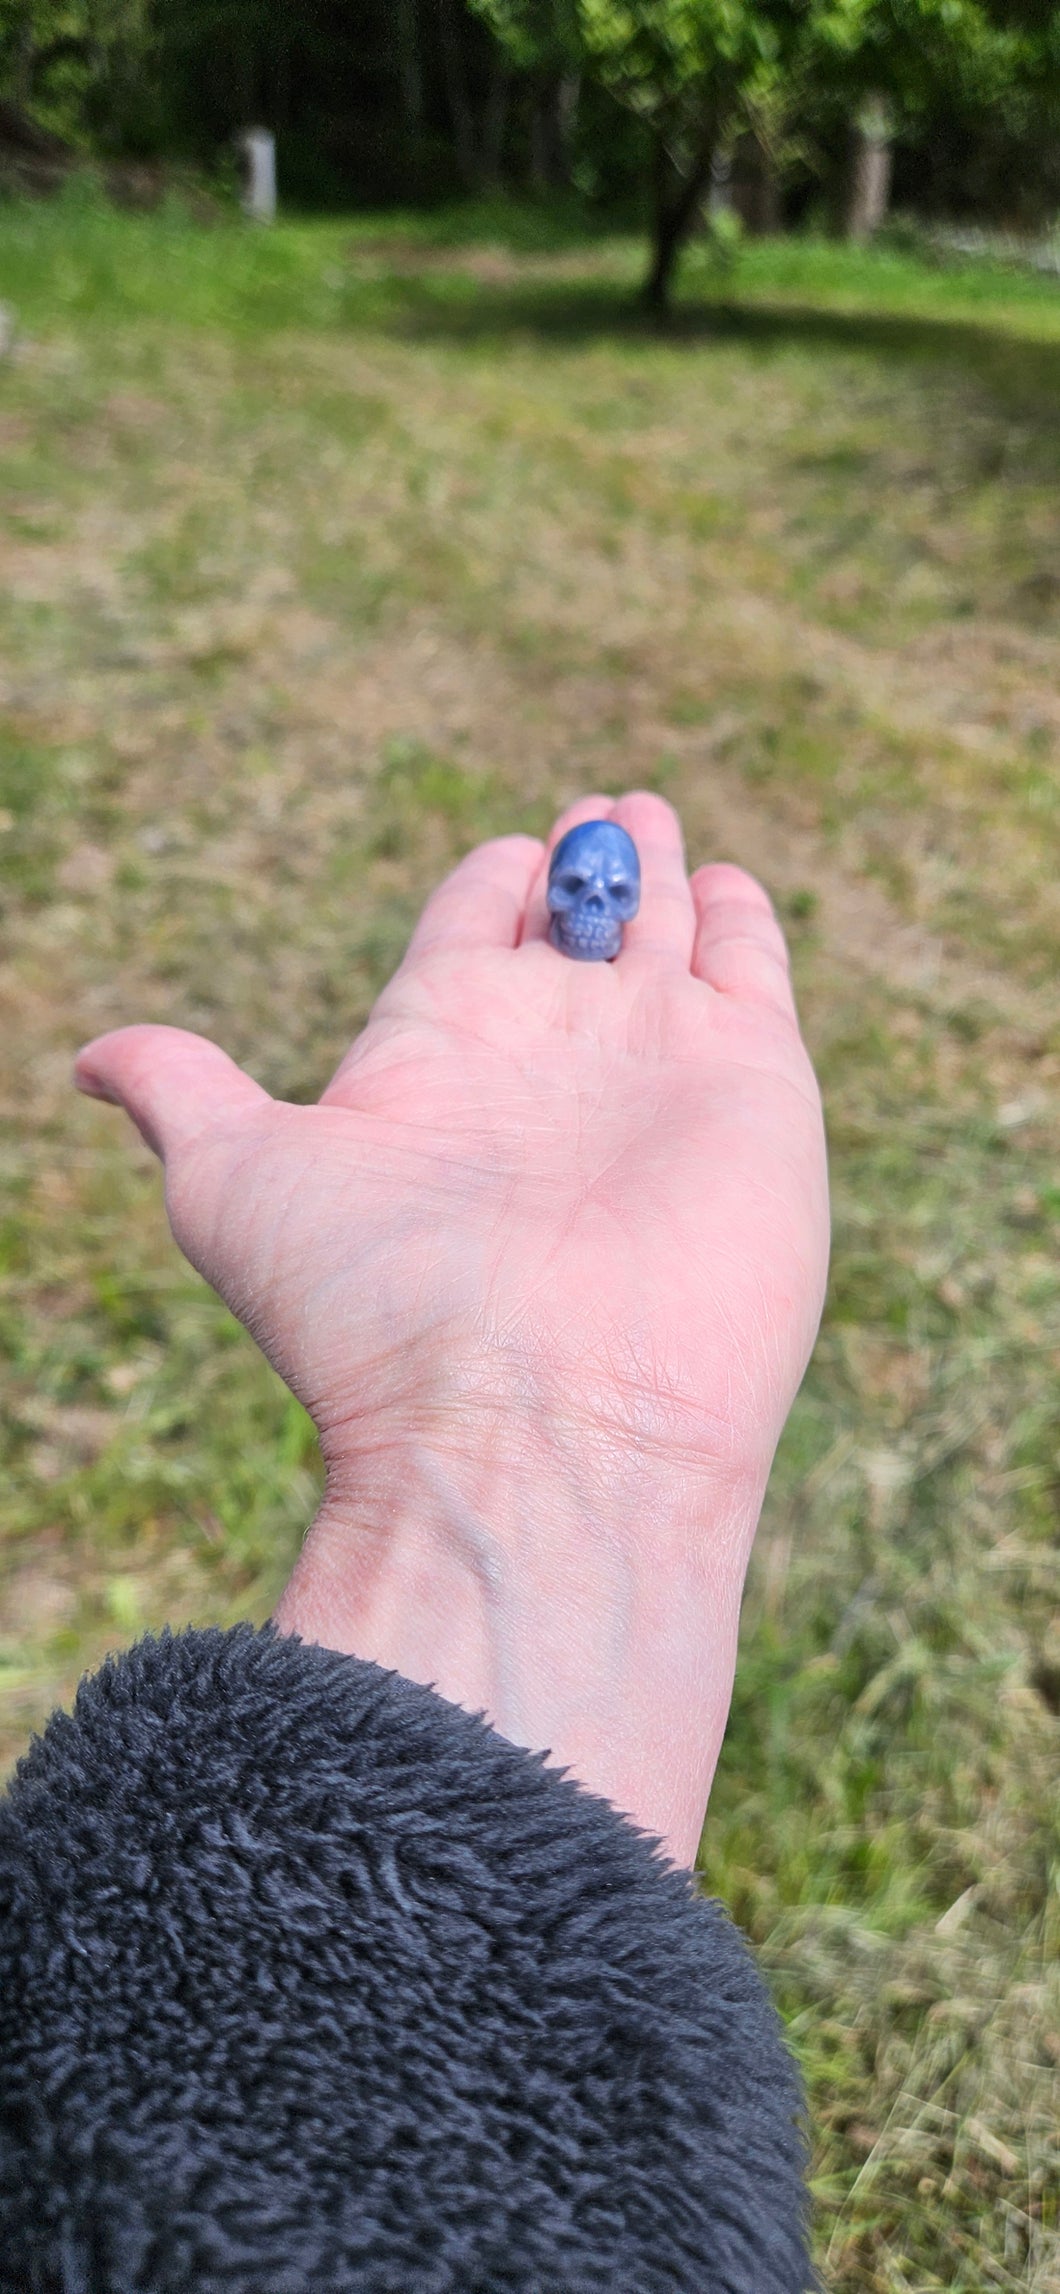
top-left (0, 186), bottom-right (1057, 2291)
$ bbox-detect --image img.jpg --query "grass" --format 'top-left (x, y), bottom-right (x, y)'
top-left (0, 182), bottom-right (1057, 2289)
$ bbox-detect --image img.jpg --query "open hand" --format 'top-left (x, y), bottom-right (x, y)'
top-left (77, 793), bottom-right (829, 1866)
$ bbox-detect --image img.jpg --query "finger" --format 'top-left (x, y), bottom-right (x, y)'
top-left (74, 1025), bottom-right (271, 1162)
top-left (519, 794), bottom-right (616, 947)
top-left (610, 791), bottom-right (696, 967)
top-left (690, 864), bottom-right (797, 1018)
top-left (400, 835), bottom-right (543, 963)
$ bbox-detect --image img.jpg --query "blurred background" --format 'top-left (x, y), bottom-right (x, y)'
top-left (0, 4), bottom-right (1057, 2289)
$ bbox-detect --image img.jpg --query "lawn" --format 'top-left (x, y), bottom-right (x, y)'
top-left (0, 185), bottom-right (1056, 2291)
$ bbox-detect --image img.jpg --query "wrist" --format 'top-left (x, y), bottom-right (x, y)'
top-left (273, 1410), bottom-right (766, 1869)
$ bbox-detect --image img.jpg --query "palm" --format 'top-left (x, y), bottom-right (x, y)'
top-left (310, 949), bottom-right (819, 1488)
top-left (82, 798), bottom-right (827, 1511)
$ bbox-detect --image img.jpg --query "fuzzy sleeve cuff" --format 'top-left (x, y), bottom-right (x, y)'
top-left (0, 1622), bottom-right (809, 2293)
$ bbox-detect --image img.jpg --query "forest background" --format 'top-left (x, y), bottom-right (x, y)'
top-left (3, 0), bottom-right (1060, 299)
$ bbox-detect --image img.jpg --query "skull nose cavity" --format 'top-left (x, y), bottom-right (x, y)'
top-left (583, 891), bottom-right (605, 912)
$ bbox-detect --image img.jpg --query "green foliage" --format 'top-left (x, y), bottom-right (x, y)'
top-left (474, 0), bottom-right (794, 136)
top-left (471, 0), bottom-right (581, 69)
top-left (701, 196), bottom-right (742, 264)
top-left (0, 0), bottom-right (151, 145)
top-left (806, 0), bottom-right (1040, 120)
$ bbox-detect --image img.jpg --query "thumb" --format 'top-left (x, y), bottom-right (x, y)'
top-left (75, 1025), bottom-right (271, 1161)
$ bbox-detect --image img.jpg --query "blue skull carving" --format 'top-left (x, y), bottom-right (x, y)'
top-left (547, 821), bottom-right (641, 962)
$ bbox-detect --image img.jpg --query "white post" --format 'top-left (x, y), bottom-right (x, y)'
top-left (238, 128), bottom-right (276, 224)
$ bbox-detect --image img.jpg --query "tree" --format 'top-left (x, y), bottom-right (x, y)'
top-left (473, 0), bottom-right (1053, 301)
top-left (586, 0), bottom-right (802, 303)
top-left (474, 0), bottom-right (798, 307)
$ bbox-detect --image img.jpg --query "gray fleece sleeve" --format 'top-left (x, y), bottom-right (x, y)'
top-left (0, 1622), bottom-right (810, 2293)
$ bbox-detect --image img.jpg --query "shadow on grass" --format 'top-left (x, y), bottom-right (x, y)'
top-left (380, 272), bottom-right (1060, 424)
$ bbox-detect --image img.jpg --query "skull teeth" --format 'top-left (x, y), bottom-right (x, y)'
top-left (560, 918), bottom-right (621, 955)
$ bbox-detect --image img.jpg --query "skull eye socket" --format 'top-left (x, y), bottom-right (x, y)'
top-left (610, 880), bottom-right (630, 904)
top-left (557, 871), bottom-right (587, 895)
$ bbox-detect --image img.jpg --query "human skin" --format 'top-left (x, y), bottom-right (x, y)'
top-left (75, 791), bottom-right (829, 1869)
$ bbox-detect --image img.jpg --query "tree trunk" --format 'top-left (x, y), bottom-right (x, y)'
top-left (529, 75), bottom-right (554, 191)
top-left (642, 130), bottom-right (714, 315)
top-left (271, 26), bottom-right (292, 131)
top-left (847, 94), bottom-right (893, 240)
top-left (232, 28), bottom-right (256, 126)
top-left (396, 0), bottom-right (423, 131)
top-left (530, 71), bottom-right (579, 191)
top-left (755, 147), bottom-right (782, 235)
top-left (14, 13), bottom-right (34, 109)
top-left (730, 136), bottom-right (782, 235)
top-left (438, 0), bottom-right (477, 189)
top-left (481, 56), bottom-right (510, 188)
top-left (557, 71), bottom-right (580, 180)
